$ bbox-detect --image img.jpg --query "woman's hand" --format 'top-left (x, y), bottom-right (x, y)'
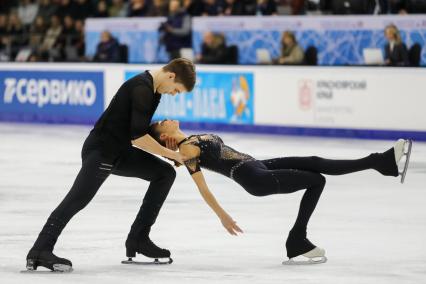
top-left (220, 213), bottom-right (243, 236)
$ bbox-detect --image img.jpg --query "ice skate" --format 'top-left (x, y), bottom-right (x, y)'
top-left (394, 139), bottom-right (413, 183)
top-left (283, 230), bottom-right (326, 265)
top-left (122, 237), bottom-right (173, 265)
top-left (22, 250), bottom-right (73, 273)
top-left (282, 246), bottom-right (327, 265)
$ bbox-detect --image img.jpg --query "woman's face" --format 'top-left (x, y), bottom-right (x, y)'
top-left (154, 119), bottom-right (180, 137)
top-left (385, 28), bottom-right (395, 41)
top-left (283, 35), bottom-right (293, 46)
top-left (203, 32), bottom-right (214, 46)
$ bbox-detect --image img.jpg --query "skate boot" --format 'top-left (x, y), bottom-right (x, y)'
top-left (283, 230), bottom-right (327, 265)
top-left (371, 147), bottom-right (399, 177)
top-left (393, 139), bottom-right (413, 183)
top-left (122, 235), bottom-right (172, 265)
top-left (24, 249), bottom-right (73, 272)
top-left (372, 139), bottom-right (413, 181)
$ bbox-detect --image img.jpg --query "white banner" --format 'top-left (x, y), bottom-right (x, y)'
top-left (254, 66), bottom-right (426, 131)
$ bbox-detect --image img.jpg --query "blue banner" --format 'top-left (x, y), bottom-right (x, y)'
top-left (125, 71), bottom-right (254, 124)
top-left (85, 18), bottom-right (169, 63)
top-left (86, 16), bottom-right (426, 65)
top-left (193, 16), bottom-right (426, 65)
top-left (0, 71), bottom-right (104, 124)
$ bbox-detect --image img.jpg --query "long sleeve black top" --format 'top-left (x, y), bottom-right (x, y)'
top-left (88, 71), bottom-right (161, 161)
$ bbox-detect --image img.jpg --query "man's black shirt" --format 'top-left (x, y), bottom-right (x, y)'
top-left (87, 71), bottom-right (161, 161)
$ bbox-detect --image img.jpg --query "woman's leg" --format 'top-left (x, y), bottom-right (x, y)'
top-left (261, 147), bottom-right (398, 177)
top-left (234, 163), bottom-right (325, 234)
top-left (234, 162), bottom-right (326, 258)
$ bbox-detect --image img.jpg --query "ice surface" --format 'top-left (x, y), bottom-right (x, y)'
top-left (1, 122), bottom-right (425, 284)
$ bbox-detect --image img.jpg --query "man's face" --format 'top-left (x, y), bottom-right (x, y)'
top-left (169, 0), bottom-right (180, 13)
top-left (158, 72), bottom-right (187, 96)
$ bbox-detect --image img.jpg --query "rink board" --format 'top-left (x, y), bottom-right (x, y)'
top-left (0, 63), bottom-right (425, 140)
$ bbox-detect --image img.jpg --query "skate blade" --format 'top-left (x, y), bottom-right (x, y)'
top-left (20, 264), bottom-right (73, 273)
top-left (121, 257), bottom-right (173, 265)
top-left (282, 256), bottom-right (327, 265)
top-left (399, 139), bottom-right (413, 184)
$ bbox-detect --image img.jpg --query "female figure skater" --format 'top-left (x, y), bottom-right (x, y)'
top-left (149, 119), bottom-right (412, 264)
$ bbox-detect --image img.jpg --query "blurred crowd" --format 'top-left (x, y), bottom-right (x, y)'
top-left (0, 0), bottom-right (425, 64)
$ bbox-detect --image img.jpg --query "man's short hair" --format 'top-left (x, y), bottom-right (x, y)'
top-left (163, 58), bottom-right (196, 92)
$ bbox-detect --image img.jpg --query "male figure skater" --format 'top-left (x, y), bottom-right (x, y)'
top-left (26, 58), bottom-right (196, 272)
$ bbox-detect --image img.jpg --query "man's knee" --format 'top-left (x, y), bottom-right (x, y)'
top-left (158, 163), bottom-right (176, 183)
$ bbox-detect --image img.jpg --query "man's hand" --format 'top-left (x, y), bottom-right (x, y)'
top-left (169, 151), bottom-right (187, 165)
top-left (165, 137), bottom-right (178, 151)
top-left (220, 213), bottom-right (243, 236)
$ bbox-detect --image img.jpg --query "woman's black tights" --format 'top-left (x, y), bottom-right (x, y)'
top-left (233, 149), bottom-right (397, 234)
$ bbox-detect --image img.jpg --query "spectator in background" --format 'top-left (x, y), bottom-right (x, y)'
top-left (17, 0), bottom-right (39, 27)
top-left (94, 1), bottom-right (110, 17)
top-left (0, 13), bottom-right (7, 34)
top-left (0, 2), bottom-right (17, 15)
top-left (384, 24), bottom-right (409, 66)
top-left (388, 0), bottom-right (406, 14)
top-left (0, 14), bottom-right (8, 57)
top-left (244, 0), bottom-right (278, 15)
top-left (29, 15), bottom-right (46, 51)
top-left (0, 14), bottom-right (7, 37)
top-left (40, 14), bottom-right (62, 60)
top-left (278, 31), bottom-right (304, 65)
top-left (6, 12), bottom-right (27, 59)
top-left (94, 30), bottom-right (120, 62)
top-left (56, 0), bottom-right (75, 18)
top-left (401, 0), bottom-right (426, 14)
top-left (161, 0), bottom-right (191, 59)
top-left (109, 0), bottom-right (128, 17)
top-left (57, 15), bottom-right (77, 60)
top-left (128, 0), bottom-right (151, 17)
top-left (254, 0), bottom-right (278, 15)
top-left (36, 0), bottom-right (58, 23)
top-left (183, 0), bottom-right (205, 16)
top-left (73, 19), bottom-right (86, 60)
top-left (197, 31), bottom-right (228, 64)
top-left (147, 0), bottom-right (169, 16)
top-left (291, 0), bottom-right (305, 14)
top-left (202, 0), bottom-right (222, 15)
top-left (73, 0), bottom-right (93, 19)
top-left (222, 0), bottom-right (246, 15)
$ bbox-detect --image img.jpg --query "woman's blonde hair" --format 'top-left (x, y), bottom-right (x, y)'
top-left (385, 24), bottom-right (402, 45)
top-left (281, 31), bottom-right (297, 45)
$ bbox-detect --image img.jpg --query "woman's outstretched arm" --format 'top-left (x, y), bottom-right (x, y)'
top-left (190, 171), bottom-right (243, 236)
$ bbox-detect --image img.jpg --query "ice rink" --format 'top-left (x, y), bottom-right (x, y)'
top-left (1, 122), bottom-right (425, 284)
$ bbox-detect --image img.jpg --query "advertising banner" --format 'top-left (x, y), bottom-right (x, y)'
top-left (125, 70), bottom-right (255, 124)
top-left (193, 15), bottom-right (426, 65)
top-left (0, 70), bottom-right (104, 124)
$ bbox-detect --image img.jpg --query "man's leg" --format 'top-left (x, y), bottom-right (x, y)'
top-left (27, 150), bottom-right (111, 271)
top-left (112, 147), bottom-right (176, 259)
